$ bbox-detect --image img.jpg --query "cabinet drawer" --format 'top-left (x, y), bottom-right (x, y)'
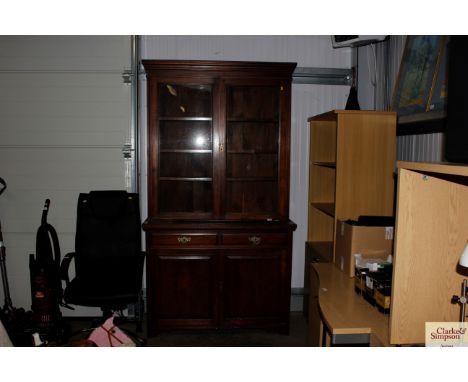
top-left (221, 233), bottom-right (286, 246)
top-left (150, 233), bottom-right (217, 247)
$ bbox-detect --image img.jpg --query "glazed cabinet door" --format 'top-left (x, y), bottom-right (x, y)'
top-left (147, 250), bottom-right (218, 335)
top-left (148, 80), bottom-right (216, 218)
top-left (223, 82), bottom-right (290, 219)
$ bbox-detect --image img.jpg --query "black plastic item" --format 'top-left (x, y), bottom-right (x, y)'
top-left (345, 67), bottom-right (360, 110)
top-left (345, 86), bottom-right (360, 110)
top-left (61, 191), bottom-right (145, 338)
top-left (446, 36), bottom-right (468, 163)
top-left (354, 267), bottom-right (369, 295)
top-left (356, 215), bottom-right (395, 227)
top-left (29, 199), bottom-right (66, 331)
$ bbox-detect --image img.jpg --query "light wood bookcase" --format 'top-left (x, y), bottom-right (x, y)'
top-left (390, 161), bottom-right (468, 344)
top-left (308, 160), bottom-right (468, 346)
top-left (306, 110), bottom-right (396, 263)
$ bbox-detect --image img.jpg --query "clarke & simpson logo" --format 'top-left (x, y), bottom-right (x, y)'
top-left (425, 322), bottom-right (468, 346)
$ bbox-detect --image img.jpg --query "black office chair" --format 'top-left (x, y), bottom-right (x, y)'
top-left (60, 191), bottom-right (145, 340)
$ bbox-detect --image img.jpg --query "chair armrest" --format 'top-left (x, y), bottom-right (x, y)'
top-left (60, 252), bottom-right (75, 286)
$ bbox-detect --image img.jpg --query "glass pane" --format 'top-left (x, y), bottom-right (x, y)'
top-left (160, 152), bottom-right (212, 178)
top-left (225, 85), bottom-right (280, 217)
top-left (159, 180), bottom-right (212, 213)
top-left (158, 83), bottom-right (212, 118)
top-left (226, 153), bottom-right (277, 178)
top-left (157, 83), bottom-right (213, 215)
top-left (160, 121), bottom-right (212, 151)
top-left (226, 122), bottom-right (278, 152)
top-left (227, 86), bottom-right (279, 121)
top-left (226, 181), bottom-right (278, 215)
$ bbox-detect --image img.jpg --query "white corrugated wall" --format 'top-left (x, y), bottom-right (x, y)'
top-left (0, 36), bottom-right (132, 316)
top-left (139, 35), bottom-right (353, 296)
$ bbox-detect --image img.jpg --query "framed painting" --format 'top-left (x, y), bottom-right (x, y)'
top-left (392, 36), bottom-right (448, 135)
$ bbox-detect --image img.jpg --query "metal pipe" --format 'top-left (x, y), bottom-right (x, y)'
top-left (462, 279), bottom-right (467, 323)
top-left (130, 35), bottom-right (140, 194)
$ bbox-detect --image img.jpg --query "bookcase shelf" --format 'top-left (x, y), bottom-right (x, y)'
top-left (306, 110), bottom-right (396, 259)
top-left (303, 110), bottom-right (396, 320)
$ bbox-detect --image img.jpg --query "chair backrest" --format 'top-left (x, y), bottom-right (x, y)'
top-left (74, 191), bottom-right (142, 291)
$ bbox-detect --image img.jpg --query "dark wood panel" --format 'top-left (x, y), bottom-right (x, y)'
top-left (223, 251), bottom-right (284, 318)
top-left (221, 233), bottom-right (286, 246)
top-left (147, 252), bottom-right (218, 335)
top-left (150, 233), bottom-right (218, 247)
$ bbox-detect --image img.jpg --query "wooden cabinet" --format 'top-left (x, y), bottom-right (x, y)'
top-left (310, 162), bottom-right (468, 346)
top-left (390, 161), bottom-right (468, 344)
top-left (142, 60), bottom-right (297, 336)
top-left (306, 110), bottom-right (396, 263)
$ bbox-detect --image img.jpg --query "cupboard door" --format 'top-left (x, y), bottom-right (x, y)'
top-left (147, 250), bottom-right (218, 333)
top-left (222, 249), bottom-right (289, 328)
top-left (224, 85), bottom-right (281, 219)
top-left (155, 83), bottom-right (214, 217)
top-left (390, 167), bottom-right (468, 344)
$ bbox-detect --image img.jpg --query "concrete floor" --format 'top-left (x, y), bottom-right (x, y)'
top-left (67, 312), bottom-right (308, 347)
top-left (147, 313), bottom-right (308, 347)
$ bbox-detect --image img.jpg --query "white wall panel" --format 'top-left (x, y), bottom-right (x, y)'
top-left (0, 36), bottom-right (130, 71)
top-left (397, 133), bottom-right (445, 162)
top-left (0, 36), bottom-right (132, 316)
top-left (290, 84), bottom-right (350, 289)
top-left (141, 35), bottom-right (351, 67)
top-left (140, 35), bottom-right (352, 290)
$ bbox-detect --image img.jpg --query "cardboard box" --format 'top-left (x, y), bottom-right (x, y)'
top-left (335, 220), bottom-right (394, 277)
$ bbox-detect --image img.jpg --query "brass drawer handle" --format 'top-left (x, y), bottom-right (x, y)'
top-left (177, 236), bottom-right (192, 244)
top-left (248, 236), bottom-right (261, 245)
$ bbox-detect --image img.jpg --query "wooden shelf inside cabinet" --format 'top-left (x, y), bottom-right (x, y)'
top-left (159, 117), bottom-right (213, 121)
top-left (227, 177), bottom-right (277, 182)
top-left (227, 118), bottom-right (279, 123)
top-left (160, 177), bottom-right (212, 181)
top-left (310, 202), bottom-right (335, 217)
top-left (160, 150), bottom-right (212, 153)
top-left (312, 162), bottom-right (336, 169)
top-left (227, 150), bottom-right (278, 155)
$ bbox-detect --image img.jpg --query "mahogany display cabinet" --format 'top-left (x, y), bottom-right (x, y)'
top-left (142, 60), bottom-right (297, 336)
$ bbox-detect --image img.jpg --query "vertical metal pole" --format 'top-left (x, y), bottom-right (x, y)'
top-left (130, 35), bottom-right (140, 193)
top-left (462, 279), bottom-right (467, 323)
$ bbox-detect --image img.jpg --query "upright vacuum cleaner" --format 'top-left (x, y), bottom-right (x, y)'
top-left (29, 198), bottom-right (70, 341)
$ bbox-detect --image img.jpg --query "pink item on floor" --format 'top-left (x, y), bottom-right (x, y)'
top-left (88, 316), bottom-right (135, 347)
